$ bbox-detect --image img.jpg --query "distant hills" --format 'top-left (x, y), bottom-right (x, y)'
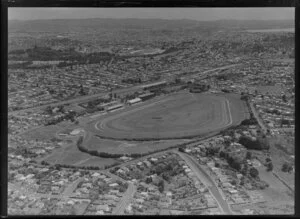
top-left (8, 18), bottom-right (294, 33)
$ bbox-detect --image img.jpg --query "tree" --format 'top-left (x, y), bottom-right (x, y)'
top-left (145, 177), bottom-right (152, 184)
top-left (45, 106), bottom-right (53, 115)
top-left (246, 151), bottom-right (252, 160)
top-left (265, 157), bottom-right (271, 163)
top-left (266, 162), bottom-right (273, 172)
top-left (219, 151), bottom-right (226, 158)
top-left (282, 162), bottom-right (293, 173)
top-left (282, 94), bottom-right (287, 103)
top-left (241, 163), bottom-right (248, 175)
top-left (178, 147), bottom-right (185, 152)
top-left (158, 180), bottom-right (164, 193)
top-left (249, 167), bottom-right (259, 178)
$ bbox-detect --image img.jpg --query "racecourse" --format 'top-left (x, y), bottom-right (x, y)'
top-left (88, 91), bottom-right (247, 140)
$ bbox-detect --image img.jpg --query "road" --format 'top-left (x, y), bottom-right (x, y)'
top-left (174, 151), bottom-right (234, 215)
top-left (9, 64), bottom-right (241, 116)
top-left (8, 86), bottom-right (142, 116)
top-left (112, 183), bottom-right (136, 215)
top-left (249, 102), bottom-right (268, 134)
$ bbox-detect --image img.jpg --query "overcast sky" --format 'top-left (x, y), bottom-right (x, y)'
top-left (8, 8), bottom-right (294, 21)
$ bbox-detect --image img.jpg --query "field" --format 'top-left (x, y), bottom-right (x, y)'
top-left (89, 91), bottom-right (248, 140)
top-left (42, 142), bottom-right (118, 167)
top-left (85, 136), bottom-right (190, 154)
top-left (130, 48), bottom-right (165, 55)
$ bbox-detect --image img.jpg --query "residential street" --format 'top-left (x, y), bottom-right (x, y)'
top-left (175, 151), bottom-right (234, 215)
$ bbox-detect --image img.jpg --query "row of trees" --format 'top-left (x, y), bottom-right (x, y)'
top-left (241, 117), bottom-right (258, 126)
top-left (219, 150), bottom-right (260, 178)
top-left (121, 78), bottom-right (142, 84)
top-left (238, 136), bottom-right (270, 150)
top-left (45, 110), bottom-right (77, 125)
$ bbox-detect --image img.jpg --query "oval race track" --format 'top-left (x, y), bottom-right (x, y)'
top-left (90, 92), bottom-right (246, 140)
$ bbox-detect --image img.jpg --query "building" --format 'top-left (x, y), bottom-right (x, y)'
top-left (127, 98), bottom-right (142, 105)
top-left (107, 104), bottom-right (124, 112)
top-left (139, 93), bottom-right (155, 101)
top-left (141, 81), bottom-right (167, 91)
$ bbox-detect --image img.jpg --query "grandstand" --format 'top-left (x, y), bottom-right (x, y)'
top-left (141, 81), bottom-right (167, 91)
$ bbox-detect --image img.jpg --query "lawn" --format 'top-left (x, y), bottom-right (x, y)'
top-left (42, 141), bottom-right (118, 168)
top-left (85, 135), bottom-right (189, 154)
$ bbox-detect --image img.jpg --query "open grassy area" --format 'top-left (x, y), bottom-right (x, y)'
top-left (85, 135), bottom-right (189, 154)
top-left (42, 141), bottom-right (118, 167)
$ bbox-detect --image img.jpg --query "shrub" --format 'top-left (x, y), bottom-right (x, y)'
top-left (266, 162), bottom-right (273, 171)
top-left (249, 167), bottom-right (259, 178)
top-left (238, 136), bottom-right (270, 150)
top-left (282, 162), bottom-right (293, 172)
top-left (246, 151), bottom-right (252, 160)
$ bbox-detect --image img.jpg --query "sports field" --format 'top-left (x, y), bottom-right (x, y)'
top-left (89, 91), bottom-right (248, 140)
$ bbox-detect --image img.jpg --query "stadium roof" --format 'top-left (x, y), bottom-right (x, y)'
top-left (107, 103), bottom-right (124, 111)
top-left (128, 98), bottom-right (142, 104)
top-left (141, 80), bottom-right (167, 88)
top-left (139, 92), bottom-right (155, 98)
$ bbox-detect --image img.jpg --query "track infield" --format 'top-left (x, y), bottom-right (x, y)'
top-left (88, 91), bottom-right (248, 140)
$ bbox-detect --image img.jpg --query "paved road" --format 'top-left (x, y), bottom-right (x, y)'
top-left (112, 183), bottom-right (136, 215)
top-left (9, 64), bottom-right (241, 116)
top-left (175, 151), bottom-right (234, 215)
top-left (249, 102), bottom-right (268, 134)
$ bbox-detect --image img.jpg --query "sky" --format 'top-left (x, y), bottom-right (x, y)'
top-left (8, 8), bottom-right (294, 21)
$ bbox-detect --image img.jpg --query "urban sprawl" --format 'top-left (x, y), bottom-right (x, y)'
top-left (8, 18), bottom-right (294, 215)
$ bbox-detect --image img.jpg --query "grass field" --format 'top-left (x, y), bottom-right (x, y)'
top-left (89, 92), bottom-right (247, 140)
top-left (85, 136), bottom-right (190, 154)
top-left (42, 141), bottom-right (118, 167)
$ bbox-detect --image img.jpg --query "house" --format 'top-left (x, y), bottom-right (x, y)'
top-left (135, 198), bottom-right (144, 204)
top-left (222, 182), bottom-right (232, 188)
top-left (95, 210), bottom-right (105, 215)
top-left (185, 149), bottom-right (192, 153)
top-left (150, 157), bottom-right (158, 163)
top-left (119, 156), bottom-right (131, 161)
top-left (109, 183), bottom-right (119, 187)
top-left (144, 161), bottom-right (152, 168)
top-left (116, 169), bottom-right (125, 174)
top-left (228, 189), bottom-right (238, 194)
top-left (96, 204), bottom-right (110, 212)
top-left (166, 191), bottom-right (172, 197)
top-left (92, 172), bottom-right (100, 178)
top-left (109, 190), bottom-right (119, 195)
top-left (184, 168), bottom-right (191, 174)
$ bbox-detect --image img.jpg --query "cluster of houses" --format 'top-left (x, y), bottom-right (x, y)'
top-left (8, 162), bottom-right (131, 215)
top-left (112, 152), bottom-right (223, 215)
top-left (251, 95), bottom-right (294, 132)
top-left (8, 111), bottom-right (48, 135)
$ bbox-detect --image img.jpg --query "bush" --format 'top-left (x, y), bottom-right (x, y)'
top-left (227, 156), bottom-right (242, 171)
top-left (266, 162), bottom-right (273, 172)
top-left (246, 151), bottom-right (252, 160)
top-left (178, 147), bottom-right (185, 152)
top-left (219, 151), bottom-right (226, 158)
top-left (241, 118), bottom-right (258, 126)
top-left (281, 162), bottom-right (293, 172)
top-left (249, 167), bottom-right (259, 178)
top-left (238, 136), bottom-right (270, 150)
